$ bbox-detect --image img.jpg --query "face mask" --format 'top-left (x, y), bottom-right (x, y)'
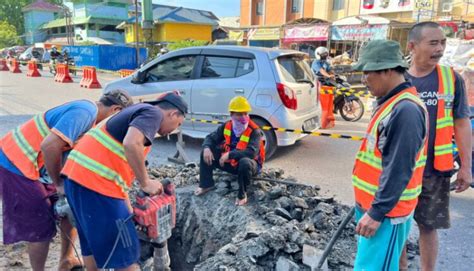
top-left (231, 115), bottom-right (250, 136)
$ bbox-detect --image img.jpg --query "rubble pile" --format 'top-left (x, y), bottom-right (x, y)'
top-left (141, 165), bottom-right (359, 270)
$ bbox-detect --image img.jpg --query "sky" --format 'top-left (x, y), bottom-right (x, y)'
top-left (155, 0), bottom-right (241, 18)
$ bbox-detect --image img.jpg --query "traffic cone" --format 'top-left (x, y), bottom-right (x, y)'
top-left (319, 86), bottom-right (336, 129)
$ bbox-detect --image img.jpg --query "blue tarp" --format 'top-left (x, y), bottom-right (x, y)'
top-left (62, 45), bottom-right (147, 71)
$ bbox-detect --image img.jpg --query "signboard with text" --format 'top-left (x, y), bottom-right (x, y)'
top-left (247, 28), bottom-right (280, 41)
top-left (282, 24), bottom-right (329, 42)
top-left (331, 24), bottom-right (388, 41)
top-left (412, 0), bottom-right (435, 21)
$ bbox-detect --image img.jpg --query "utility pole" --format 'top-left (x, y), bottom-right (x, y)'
top-left (135, 0), bottom-right (140, 68)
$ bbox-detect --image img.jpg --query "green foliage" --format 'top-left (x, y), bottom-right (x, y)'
top-left (0, 21), bottom-right (22, 48)
top-left (167, 40), bottom-right (209, 51)
top-left (0, 0), bottom-right (64, 35)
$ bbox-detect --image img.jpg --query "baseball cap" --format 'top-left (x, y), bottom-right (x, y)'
top-left (101, 89), bottom-right (134, 108)
top-left (147, 91), bottom-right (188, 116)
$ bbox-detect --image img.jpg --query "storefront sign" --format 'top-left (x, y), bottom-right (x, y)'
top-left (247, 28), bottom-right (280, 41)
top-left (282, 24), bottom-right (329, 42)
top-left (228, 30), bottom-right (244, 42)
top-left (412, 0), bottom-right (434, 21)
top-left (360, 0), bottom-right (413, 14)
top-left (331, 24), bottom-right (388, 41)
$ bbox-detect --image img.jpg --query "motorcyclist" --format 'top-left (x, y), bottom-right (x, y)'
top-left (311, 47), bottom-right (335, 80)
top-left (50, 45), bottom-right (61, 60)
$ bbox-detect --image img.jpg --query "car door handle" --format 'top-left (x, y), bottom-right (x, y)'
top-left (234, 89), bottom-right (244, 94)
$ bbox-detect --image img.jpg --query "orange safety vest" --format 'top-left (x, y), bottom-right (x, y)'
top-left (0, 114), bottom-right (51, 180)
top-left (61, 125), bottom-right (150, 199)
top-left (433, 65), bottom-right (455, 172)
top-left (352, 87), bottom-right (428, 218)
top-left (222, 120), bottom-right (265, 167)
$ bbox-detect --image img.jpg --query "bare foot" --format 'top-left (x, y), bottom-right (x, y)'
top-left (235, 196), bottom-right (248, 206)
top-left (58, 257), bottom-right (83, 271)
top-left (194, 186), bottom-right (214, 196)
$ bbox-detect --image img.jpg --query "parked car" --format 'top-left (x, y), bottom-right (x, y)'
top-left (104, 46), bottom-right (321, 158)
top-left (19, 46), bottom-right (47, 65)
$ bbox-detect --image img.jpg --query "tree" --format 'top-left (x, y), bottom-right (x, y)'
top-left (0, 21), bottom-right (22, 48)
top-left (0, 0), bottom-right (64, 35)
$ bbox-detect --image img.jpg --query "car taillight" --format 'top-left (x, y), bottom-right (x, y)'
top-left (276, 83), bottom-right (297, 110)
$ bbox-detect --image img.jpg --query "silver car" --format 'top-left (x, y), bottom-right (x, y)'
top-left (104, 46), bottom-right (321, 158)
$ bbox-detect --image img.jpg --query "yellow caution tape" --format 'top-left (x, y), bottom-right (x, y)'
top-left (320, 89), bottom-right (373, 98)
top-left (187, 118), bottom-right (364, 141)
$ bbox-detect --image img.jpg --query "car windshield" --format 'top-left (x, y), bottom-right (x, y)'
top-left (277, 55), bottom-right (314, 83)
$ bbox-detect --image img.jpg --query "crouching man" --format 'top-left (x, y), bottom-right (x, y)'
top-left (194, 96), bottom-right (265, 206)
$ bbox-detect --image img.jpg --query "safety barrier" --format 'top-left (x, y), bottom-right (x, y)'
top-left (54, 64), bottom-right (73, 83)
top-left (26, 60), bottom-right (41, 77)
top-left (80, 66), bottom-right (101, 89)
top-left (187, 118), bottom-right (364, 141)
top-left (319, 86), bottom-right (336, 129)
top-left (119, 69), bottom-right (135, 78)
top-left (0, 59), bottom-right (9, 71)
top-left (10, 58), bottom-right (21, 73)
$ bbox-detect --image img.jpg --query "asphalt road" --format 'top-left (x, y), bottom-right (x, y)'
top-left (1, 70), bottom-right (473, 270)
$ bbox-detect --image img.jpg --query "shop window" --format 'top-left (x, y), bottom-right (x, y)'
top-left (333, 0), bottom-right (345, 10)
top-left (256, 1), bottom-right (263, 16)
top-left (292, 0), bottom-right (301, 13)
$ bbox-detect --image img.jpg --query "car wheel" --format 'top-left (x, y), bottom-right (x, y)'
top-left (252, 118), bottom-right (277, 160)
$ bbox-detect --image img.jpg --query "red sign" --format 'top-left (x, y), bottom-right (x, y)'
top-left (282, 24), bottom-right (329, 42)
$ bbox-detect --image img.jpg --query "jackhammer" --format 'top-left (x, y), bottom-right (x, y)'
top-left (53, 179), bottom-right (177, 271)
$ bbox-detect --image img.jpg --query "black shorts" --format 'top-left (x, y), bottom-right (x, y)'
top-left (414, 175), bottom-right (451, 230)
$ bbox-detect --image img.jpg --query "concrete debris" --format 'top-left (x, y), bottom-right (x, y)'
top-left (134, 164), bottom-right (420, 270)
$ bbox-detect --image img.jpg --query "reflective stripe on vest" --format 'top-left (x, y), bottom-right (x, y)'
top-left (433, 65), bottom-right (455, 171)
top-left (61, 126), bottom-right (149, 199)
top-left (352, 87), bottom-right (428, 217)
top-left (1, 114), bottom-right (50, 180)
top-left (222, 120), bottom-right (265, 167)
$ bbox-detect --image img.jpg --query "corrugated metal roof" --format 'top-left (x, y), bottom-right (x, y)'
top-left (126, 4), bottom-right (218, 25)
top-left (22, 0), bottom-right (62, 13)
top-left (41, 16), bottom-right (125, 29)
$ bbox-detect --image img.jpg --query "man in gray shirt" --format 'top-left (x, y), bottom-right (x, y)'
top-left (400, 22), bottom-right (472, 271)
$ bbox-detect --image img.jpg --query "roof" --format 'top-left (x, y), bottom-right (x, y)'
top-left (41, 16), bottom-right (125, 29)
top-left (22, 0), bottom-right (62, 13)
top-left (124, 4), bottom-right (218, 26)
top-left (219, 16), bottom-right (240, 28)
top-left (332, 15), bottom-right (391, 26)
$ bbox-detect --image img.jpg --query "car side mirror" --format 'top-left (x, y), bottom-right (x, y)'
top-left (131, 70), bottom-right (146, 84)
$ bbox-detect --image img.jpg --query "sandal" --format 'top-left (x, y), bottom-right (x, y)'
top-left (235, 195), bottom-right (248, 206)
top-left (194, 186), bottom-right (215, 196)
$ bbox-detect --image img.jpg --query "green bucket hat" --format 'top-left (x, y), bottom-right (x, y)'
top-left (352, 40), bottom-right (409, 72)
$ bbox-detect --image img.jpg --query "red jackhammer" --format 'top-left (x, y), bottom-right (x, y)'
top-left (133, 179), bottom-right (177, 270)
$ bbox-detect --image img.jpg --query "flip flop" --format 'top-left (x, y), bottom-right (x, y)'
top-left (194, 186), bottom-right (215, 196)
top-left (235, 196), bottom-right (248, 206)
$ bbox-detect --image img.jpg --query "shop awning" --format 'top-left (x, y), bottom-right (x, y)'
top-left (41, 16), bottom-right (125, 29)
top-left (332, 15), bottom-right (390, 26)
top-left (247, 28), bottom-right (280, 41)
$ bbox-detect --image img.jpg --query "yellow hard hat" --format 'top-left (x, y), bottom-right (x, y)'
top-left (228, 96), bottom-right (251, 113)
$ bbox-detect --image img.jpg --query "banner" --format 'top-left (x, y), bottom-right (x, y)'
top-left (247, 28), bottom-right (280, 41)
top-left (331, 24), bottom-right (388, 41)
top-left (360, 0), bottom-right (413, 14)
top-left (228, 30), bottom-right (244, 42)
top-left (282, 24), bottom-right (329, 42)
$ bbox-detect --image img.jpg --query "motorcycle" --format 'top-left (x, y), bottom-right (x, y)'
top-left (319, 75), bottom-right (366, 122)
top-left (49, 55), bottom-right (76, 76)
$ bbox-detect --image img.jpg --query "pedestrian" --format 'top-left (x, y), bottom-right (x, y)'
top-left (61, 92), bottom-right (188, 270)
top-left (0, 90), bottom-right (133, 270)
top-left (194, 96), bottom-right (265, 206)
top-left (399, 21), bottom-right (472, 271)
top-left (351, 39), bottom-right (428, 271)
